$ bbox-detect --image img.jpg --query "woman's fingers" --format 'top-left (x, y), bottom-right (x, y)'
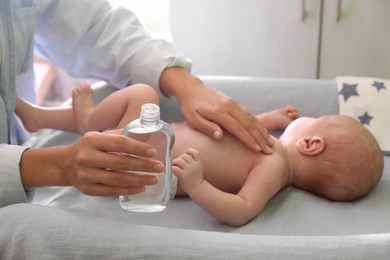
top-left (74, 169), bottom-right (158, 196)
top-left (78, 131), bottom-right (165, 172)
top-left (62, 131), bottom-right (165, 196)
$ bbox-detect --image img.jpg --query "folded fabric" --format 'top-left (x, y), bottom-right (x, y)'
top-left (336, 76), bottom-right (390, 154)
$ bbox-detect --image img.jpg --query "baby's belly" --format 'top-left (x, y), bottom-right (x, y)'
top-left (171, 122), bottom-right (257, 193)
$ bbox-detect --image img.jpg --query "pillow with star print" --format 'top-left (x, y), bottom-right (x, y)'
top-left (336, 76), bottom-right (389, 153)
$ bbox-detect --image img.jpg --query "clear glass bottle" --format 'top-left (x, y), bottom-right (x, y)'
top-left (119, 103), bottom-right (175, 212)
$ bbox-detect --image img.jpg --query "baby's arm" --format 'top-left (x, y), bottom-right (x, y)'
top-left (255, 105), bottom-right (299, 131)
top-left (173, 148), bottom-right (286, 226)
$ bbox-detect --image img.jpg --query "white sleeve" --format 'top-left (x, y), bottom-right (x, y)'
top-left (0, 144), bottom-right (29, 207)
top-left (34, 0), bottom-right (191, 99)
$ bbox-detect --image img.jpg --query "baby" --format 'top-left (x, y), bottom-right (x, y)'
top-left (16, 83), bottom-right (384, 226)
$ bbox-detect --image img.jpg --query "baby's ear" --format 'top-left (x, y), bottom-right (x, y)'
top-left (296, 136), bottom-right (325, 156)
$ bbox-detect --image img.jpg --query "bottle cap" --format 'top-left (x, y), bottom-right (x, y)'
top-left (141, 103), bottom-right (160, 120)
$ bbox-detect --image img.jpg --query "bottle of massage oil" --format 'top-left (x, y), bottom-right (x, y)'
top-left (119, 103), bottom-right (175, 212)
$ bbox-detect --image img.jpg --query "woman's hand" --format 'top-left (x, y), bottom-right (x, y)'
top-left (20, 131), bottom-right (163, 196)
top-left (160, 67), bottom-right (274, 154)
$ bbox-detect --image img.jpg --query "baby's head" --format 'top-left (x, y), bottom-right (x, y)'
top-left (280, 115), bottom-right (383, 201)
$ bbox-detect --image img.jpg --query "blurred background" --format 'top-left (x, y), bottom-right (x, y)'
top-left (35, 0), bottom-right (390, 104)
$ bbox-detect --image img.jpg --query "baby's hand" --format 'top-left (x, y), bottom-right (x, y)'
top-left (173, 148), bottom-right (203, 193)
top-left (272, 105), bottom-right (300, 129)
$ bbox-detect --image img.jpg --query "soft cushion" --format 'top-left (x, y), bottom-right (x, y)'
top-left (336, 76), bottom-right (390, 153)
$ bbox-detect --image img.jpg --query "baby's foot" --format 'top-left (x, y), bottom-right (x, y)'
top-left (173, 148), bottom-right (203, 194)
top-left (15, 97), bottom-right (40, 132)
top-left (273, 105), bottom-right (300, 129)
top-left (72, 84), bottom-right (95, 134)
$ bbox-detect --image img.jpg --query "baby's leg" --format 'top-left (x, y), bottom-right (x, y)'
top-left (72, 83), bottom-right (159, 134)
top-left (15, 97), bottom-right (42, 132)
top-left (173, 148), bottom-right (203, 196)
top-left (15, 97), bottom-right (76, 133)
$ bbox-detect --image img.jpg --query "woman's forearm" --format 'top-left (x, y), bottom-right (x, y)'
top-left (19, 147), bottom-right (68, 188)
top-left (160, 67), bottom-right (201, 99)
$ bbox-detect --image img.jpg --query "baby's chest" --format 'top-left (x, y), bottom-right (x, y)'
top-left (174, 126), bottom-right (256, 192)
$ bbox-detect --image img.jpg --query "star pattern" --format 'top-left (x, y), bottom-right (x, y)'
top-left (336, 76), bottom-right (390, 152)
top-left (372, 81), bottom-right (387, 91)
top-left (358, 112), bottom-right (374, 126)
top-left (339, 83), bottom-right (359, 102)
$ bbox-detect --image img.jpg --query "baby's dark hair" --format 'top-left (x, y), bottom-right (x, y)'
top-left (299, 116), bottom-right (383, 201)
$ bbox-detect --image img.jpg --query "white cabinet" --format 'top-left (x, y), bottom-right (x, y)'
top-left (320, 0), bottom-right (390, 79)
top-left (169, 0), bottom-right (390, 79)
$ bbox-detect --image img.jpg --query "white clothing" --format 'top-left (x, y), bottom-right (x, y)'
top-left (0, 0), bottom-right (191, 207)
